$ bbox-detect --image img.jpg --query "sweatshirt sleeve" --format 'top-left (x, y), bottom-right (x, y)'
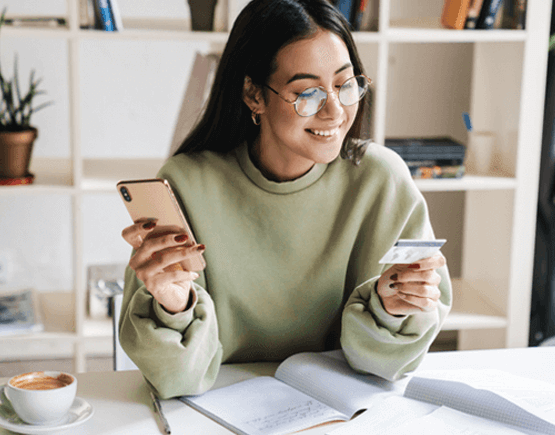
top-left (340, 150), bottom-right (453, 382)
top-left (118, 265), bottom-right (223, 399)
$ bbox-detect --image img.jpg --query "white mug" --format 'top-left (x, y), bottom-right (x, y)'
top-left (5, 371), bottom-right (77, 425)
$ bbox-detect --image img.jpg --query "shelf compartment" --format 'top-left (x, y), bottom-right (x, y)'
top-left (442, 279), bottom-right (507, 331)
top-left (82, 158), bottom-right (165, 192)
top-left (0, 291), bottom-right (77, 360)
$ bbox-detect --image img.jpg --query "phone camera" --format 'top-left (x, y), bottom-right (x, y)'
top-left (120, 187), bottom-right (132, 202)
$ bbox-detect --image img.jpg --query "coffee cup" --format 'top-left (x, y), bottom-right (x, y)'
top-left (4, 371), bottom-right (77, 425)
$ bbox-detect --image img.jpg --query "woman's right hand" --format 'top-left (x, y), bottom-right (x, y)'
top-left (121, 219), bottom-right (204, 314)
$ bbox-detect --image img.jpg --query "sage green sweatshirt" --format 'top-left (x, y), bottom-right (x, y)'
top-left (120, 142), bottom-right (452, 399)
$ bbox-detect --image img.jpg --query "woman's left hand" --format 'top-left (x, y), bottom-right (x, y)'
top-left (376, 253), bottom-right (446, 316)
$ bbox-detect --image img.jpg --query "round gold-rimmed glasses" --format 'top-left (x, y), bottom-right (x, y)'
top-left (264, 75), bottom-right (371, 117)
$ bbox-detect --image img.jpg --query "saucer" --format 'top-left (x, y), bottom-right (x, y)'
top-left (0, 385), bottom-right (94, 434)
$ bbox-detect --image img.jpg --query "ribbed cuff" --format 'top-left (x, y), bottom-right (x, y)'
top-left (152, 287), bottom-right (198, 333)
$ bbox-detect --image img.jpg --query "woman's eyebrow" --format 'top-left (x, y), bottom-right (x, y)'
top-left (285, 63), bottom-right (353, 84)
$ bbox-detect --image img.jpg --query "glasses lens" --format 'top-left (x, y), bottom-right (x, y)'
top-left (339, 76), bottom-right (368, 107)
top-left (295, 87), bottom-right (327, 117)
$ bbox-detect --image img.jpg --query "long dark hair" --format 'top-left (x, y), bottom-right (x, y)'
top-left (174, 0), bottom-right (371, 164)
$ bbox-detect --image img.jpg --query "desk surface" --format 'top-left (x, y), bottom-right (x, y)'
top-left (1, 347), bottom-right (554, 435)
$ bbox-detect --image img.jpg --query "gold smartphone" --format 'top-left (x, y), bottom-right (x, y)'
top-left (116, 178), bottom-right (206, 272)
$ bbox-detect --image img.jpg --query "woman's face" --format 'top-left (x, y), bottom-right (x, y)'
top-left (253, 29), bottom-right (359, 181)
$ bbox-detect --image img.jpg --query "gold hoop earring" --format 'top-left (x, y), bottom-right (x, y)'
top-left (251, 112), bottom-right (261, 126)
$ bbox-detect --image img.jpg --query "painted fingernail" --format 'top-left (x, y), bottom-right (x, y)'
top-left (390, 273), bottom-right (398, 281)
top-left (389, 283), bottom-right (398, 289)
top-left (143, 221), bottom-right (156, 230)
top-left (196, 244), bottom-right (206, 252)
top-left (175, 234), bottom-right (188, 243)
top-left (408, 264), bottom-right (421, 269)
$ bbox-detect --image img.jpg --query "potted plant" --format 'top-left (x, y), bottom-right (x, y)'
top-left (0, 9), bottom-right (51, 184)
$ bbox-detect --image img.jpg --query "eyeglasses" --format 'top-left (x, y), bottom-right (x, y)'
top-left (264, 75), bottom-right (371, 117)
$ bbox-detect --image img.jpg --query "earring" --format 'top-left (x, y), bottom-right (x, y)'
top-left (251, 111), bottom-right (261, 126)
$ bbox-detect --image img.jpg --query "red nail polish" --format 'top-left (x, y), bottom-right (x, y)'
top-left (390, 273), bottom-right (398, 281)
top-left (175, 234), bottom-right (188, 243)
top-left (196, 244), bottom-right (206, 252)
top-left (143, 221), bottom-right (156, 230)
top-left (408, 264), bottom-right (421, 269)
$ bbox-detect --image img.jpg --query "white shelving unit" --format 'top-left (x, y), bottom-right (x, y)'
top-left (0, 0), bottom-right (551, 371)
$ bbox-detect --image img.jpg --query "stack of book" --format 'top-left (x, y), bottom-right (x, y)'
top-left (0, 288), bottom-right (43, 336)
top-left (385, 137), bottom-right (466, 179)
top-left (332, 0), bottom-right (378, 31)
top-left (441, 0), bottom-right (526, 30)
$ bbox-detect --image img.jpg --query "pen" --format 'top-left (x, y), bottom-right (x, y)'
top-left (150, 390), bottom-right (171, 435)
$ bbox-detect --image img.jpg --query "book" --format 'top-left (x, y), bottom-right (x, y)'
top-left (384, 137), bottom-right (467, 165)
top-left (108, 0), bottom-right (123, 31)
top-left (168, 52), bottom-right (221, 157)
top-left (476, 0), bottom-right (504, 29)
top-left (3, 17), bottom-right (66, 28)
top-left (440, 0), bottom-right (473, 30)
top-left (403, 369), bottom-right (555, 434)
top-left (0, 288), bottom-right (43, 336)
top-left (353, 0), bottom-right (378, 31)
top-left (79, 0), bottom-right (95, 29)
top-left (464, 0), bottom-right (485, 28)
top-left (334, 0), bottom-right (356, 25)
top-left (352, 0), bottom-right (368, 30)
top-left (502, 0), bottom-right (526, 29)
top-left (408, 164), bottom-right (465, 179)
top-left (94, 0), bottom-right (115, 31)
top-left (180, 350), bottom-right (397, 435)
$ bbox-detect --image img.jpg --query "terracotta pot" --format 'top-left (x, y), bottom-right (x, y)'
top-left (188, 0), bottom-right (218, 31)
top-left (0, 128), bottom-right (38, 179)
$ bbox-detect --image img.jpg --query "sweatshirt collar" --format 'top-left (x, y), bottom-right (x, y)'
top-left (236, 142), bottom-right (328, 194)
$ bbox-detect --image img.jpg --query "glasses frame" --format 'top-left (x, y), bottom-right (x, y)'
top-left (264, 74), bottom-right (372, 117)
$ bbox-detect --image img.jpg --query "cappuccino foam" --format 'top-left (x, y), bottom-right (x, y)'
top-left (9, 372), bottom-right (73, 391)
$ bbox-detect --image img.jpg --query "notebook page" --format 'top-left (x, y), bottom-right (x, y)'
top-left (326, 396), bottom-right (436, 435)
top-left (411, 370), bottom-right (555, 424)
top-left (275, 351), bottom-right (398, 418)
top-left (405, 372), bottom-right (555, 435)
top-left (182, 376), bottom-right (348, 435)
top-left (381, 406), bottom-right (528, 435)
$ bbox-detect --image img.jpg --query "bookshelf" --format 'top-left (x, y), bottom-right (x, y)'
top-left (0, 0), bottom-right (551, 371)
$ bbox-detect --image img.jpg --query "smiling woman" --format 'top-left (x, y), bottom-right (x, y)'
top-left (118, 0), bottom-right (452, 400)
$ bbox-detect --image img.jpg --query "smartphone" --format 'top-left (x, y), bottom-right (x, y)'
top-left (116, 178), bottom-right (206, 272)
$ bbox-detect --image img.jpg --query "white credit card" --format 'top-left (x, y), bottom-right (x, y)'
top-left (379, 239), bottom-right (446, 264)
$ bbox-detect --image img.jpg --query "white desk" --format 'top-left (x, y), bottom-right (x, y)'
top-left (1, 347), bottom-right (554, 435)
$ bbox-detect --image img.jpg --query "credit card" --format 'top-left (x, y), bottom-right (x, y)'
top-left (379, 239), bottom-right (446, 264)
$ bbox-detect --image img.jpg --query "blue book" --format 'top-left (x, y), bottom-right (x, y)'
top-left (476, 0), bottom-right (504, 29)
top-left (96, 0), bottom-right (115, 31)
top-left (335, 0), bottom-right (355, 24)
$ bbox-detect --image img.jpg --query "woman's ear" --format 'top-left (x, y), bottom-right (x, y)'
top-left (242, 76), bottom-right (265, 114)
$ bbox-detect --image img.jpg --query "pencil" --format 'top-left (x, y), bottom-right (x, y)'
top-left (150, 390), bottom-right (171, 435)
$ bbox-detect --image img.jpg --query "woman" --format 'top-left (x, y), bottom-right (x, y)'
top-left (120, 0), bottom-right (452, 399)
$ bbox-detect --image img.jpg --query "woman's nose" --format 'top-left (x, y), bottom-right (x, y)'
top-left (318, 91), bottom-right (343, 119)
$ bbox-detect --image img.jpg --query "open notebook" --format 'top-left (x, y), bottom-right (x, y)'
top-left (180, 350), bottom-right (399, 435)
top-left (180, 351), bottom-right (555, 435)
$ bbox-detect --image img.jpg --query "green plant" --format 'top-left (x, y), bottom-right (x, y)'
top-left (0, 8), bottom-right (51, 132)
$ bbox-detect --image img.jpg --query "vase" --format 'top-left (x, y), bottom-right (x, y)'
top-left (0, 128), bottom-right (38, 179)
top-left (188, 0), bottom-right (218, 31)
